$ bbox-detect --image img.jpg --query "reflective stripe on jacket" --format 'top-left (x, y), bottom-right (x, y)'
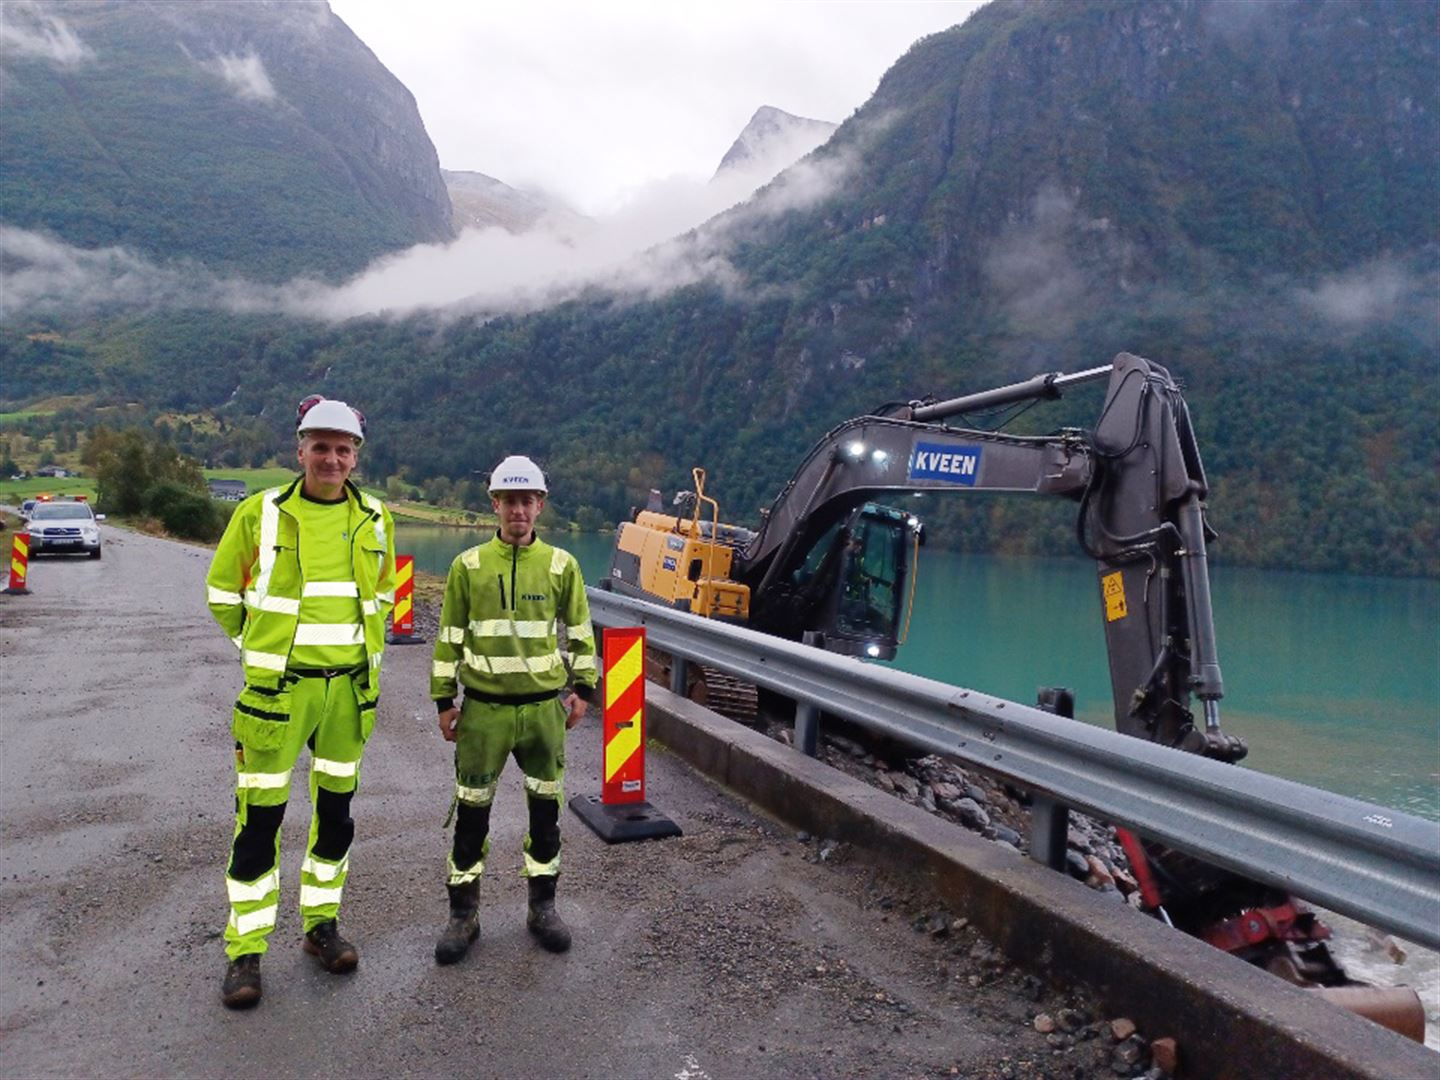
top-left (206, 477), bottom-right (397, 689)
top-left (430, 533), bottom-right (597, 701)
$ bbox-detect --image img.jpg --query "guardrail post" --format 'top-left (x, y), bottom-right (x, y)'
top-left (1030, 796), bottom-right (1069, 871)
top-left (794, 631), bottom-right (821, 756)
top-left (669, 654), bottom-right (688, 697)
top-left (1029, 687), bottom-right (1075, 870)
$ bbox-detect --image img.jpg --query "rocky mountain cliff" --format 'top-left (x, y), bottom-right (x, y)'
top-left (722, 0), bottom-right (1436, 335)
top-left (443, 169), bottom-right (591, 237)
top-left (712, 105), bottom-right (837, 180)
top-left (0, 0), bottom-right (453, 281)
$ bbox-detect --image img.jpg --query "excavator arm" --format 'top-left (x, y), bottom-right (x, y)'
top-left (736, 352), bottom-right (1245, 762)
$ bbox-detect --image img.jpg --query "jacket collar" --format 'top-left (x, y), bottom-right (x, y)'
top-left (487, 530), bottom-right (542, 556)
top-left (273, 475), bottom-right (375, 519)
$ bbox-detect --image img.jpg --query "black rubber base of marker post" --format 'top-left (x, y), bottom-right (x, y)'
top-left (386, 632), bottom-right (427, 644)
top-left (568, 794), bottom-right (682, 844)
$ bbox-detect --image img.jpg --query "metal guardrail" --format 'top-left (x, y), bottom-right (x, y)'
top-left (588, 587), bottom-right (1440, 950)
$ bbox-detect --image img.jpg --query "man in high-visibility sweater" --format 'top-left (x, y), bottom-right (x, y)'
top-left (206, 396), bottom-right (396, 1009)
top-left (430, 455), bottom-right (597, 963)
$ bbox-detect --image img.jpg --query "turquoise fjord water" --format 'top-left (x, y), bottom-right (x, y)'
top-left (395, 525), bottom-right (1440, 821)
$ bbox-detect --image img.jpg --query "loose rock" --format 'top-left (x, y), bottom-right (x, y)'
top-left (1150, 1036), bottom-right (1178, 1074)
top-left (955, 797), bottom-right (990, 830)
top-left (1113, 1035), bottom-right (1150, 1070)
top-left (1085, 855), bottom-right (1115, 890)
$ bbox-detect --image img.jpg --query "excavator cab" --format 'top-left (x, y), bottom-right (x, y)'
top-left (783, 503), bottom-right (919, 660)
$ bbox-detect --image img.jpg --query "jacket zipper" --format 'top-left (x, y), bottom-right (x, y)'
top-left (497, 573), bottom-right (507, 609)
top-left (510, 544), bottom-right (519, 614)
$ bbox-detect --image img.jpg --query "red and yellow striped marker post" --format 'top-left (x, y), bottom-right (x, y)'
top-left (602, 626), bottom-right (647, 804)
top-left (5, 532), bottom-right (31, 595)
top-left (568, 626), bottom-right (682, 843)
top-left (386, 554), bottom-right (425, 643)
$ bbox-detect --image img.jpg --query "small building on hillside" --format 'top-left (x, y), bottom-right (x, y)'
top-left (35, 465), bottom-right (72, 478)
top-left (208, 479), bottom-right (248, 502)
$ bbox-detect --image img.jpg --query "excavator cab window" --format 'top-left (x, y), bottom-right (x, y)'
top-left (788, 521), bottom-right (844, 591)
top-left (836, 508), bottom-right (906, 643)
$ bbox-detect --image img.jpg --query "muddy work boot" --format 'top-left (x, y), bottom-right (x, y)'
top-left (220, 953), bottom-right (262, 1009)
top-left (302, 919), bottom-right (359, 973)
top-left (434, 882), bottom-right (481, 966)
top-left (526, 876), bottom-right (572, 953)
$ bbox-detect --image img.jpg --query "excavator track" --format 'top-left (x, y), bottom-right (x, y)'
top-left (692, 666), bottom-right (759, 723)
top-left (643, 648), bottom-right (759, 723)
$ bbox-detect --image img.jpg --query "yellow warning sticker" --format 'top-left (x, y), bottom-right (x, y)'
top-left (1102, 571), bottom-right (1128, 622)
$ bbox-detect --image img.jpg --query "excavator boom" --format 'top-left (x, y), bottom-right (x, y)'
top-left (605, 351), bottom-right (1423, 1037)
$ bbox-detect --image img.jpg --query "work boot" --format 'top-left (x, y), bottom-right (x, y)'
top-left (434, 882), bottom-right (481, 966)
top-left (302, 919), bottom-right (359, 973)
top-left (526, 876), bottom-right (572, 953)
top-left (220, 953), bottom-right (262, 1009)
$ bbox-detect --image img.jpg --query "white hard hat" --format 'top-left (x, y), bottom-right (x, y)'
top-left (489, 455), bottom-right (547, 494)
top-left (296, 396), bottom-right (365, 444)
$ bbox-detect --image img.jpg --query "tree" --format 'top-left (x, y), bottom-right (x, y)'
top-left (91, 427), bottom-right (208, 517)
top-left (575, 505), bottom-right (606, 532)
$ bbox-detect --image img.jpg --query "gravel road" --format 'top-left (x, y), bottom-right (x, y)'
top-left (0, 526), bottom-right (1148, 1079)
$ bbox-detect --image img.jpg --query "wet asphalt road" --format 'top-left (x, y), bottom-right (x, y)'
top-left (0, 526), bottom-right (1071, 1079)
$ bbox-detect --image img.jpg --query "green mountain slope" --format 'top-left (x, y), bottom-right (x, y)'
top-left (0, 0), bottom-right (453, 281)
top-left (3, 0), bottom-right (1436, 575)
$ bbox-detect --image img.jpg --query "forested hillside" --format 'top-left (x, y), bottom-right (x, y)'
top-left (3, 0), bottom-right (1436, 575)
top-left (0, 0), bottom-right (453, 280)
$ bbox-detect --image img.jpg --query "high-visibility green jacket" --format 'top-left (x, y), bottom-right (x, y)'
top-left (206, 477), bottom-right (397, 689)
top-left (430, 533), bottom-right (597, 702)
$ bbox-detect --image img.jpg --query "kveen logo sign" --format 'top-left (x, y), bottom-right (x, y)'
top-left (908, 443), bottom-right (982, 486)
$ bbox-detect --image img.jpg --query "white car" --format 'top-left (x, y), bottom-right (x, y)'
top-left (26, 500), bottom-right (104, 559)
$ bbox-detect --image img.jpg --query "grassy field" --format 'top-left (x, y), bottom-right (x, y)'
top-left (202, 466), bottom-right (298, 490)
top-left (0, 476), bottom-right (98, 504)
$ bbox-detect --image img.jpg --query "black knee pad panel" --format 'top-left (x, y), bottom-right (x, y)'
top-left (229, 802), bottom-right (286, 881)
top-left (452, 802), bottom-right (492, 867)
top-left (312, 787), bottom-right (355, 860)
top-left (526, 794), bottom-right (561, 864)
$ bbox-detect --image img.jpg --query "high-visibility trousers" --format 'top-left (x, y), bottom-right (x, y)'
top-left (223, 671), bottom-right (375, 960)
top-left (446, 695), bottom-right (566, 887)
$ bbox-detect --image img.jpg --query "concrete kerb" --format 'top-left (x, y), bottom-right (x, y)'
top-left (646, 685), bottom-right (1436, 1080)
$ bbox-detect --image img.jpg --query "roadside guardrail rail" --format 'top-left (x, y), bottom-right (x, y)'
top-left (588, 587), bottom-right (1440, 951)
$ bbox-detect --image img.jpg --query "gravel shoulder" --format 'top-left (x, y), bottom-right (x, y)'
top-left (1, 527), bottom-right (1144, 1079)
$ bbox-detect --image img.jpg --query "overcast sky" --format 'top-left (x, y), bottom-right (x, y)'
top-left (328, 0), bottom-right (987, 215)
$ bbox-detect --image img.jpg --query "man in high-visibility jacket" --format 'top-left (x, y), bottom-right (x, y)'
top-left (430, 455), bottom-right (597, 963)
top-left (206, 396), bottom-right (396, 1009)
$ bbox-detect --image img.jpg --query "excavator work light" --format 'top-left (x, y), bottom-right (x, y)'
top-left (845, 440), bottom-right (866, 459)
top-left (871, 449), bottom-right (890, 464)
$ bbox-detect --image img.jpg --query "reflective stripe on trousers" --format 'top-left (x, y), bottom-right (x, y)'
top-left (224, 672), bottom-right (371, 959)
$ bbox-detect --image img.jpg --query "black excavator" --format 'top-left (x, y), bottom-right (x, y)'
top-left (607, 352), bottom-right (1424, 1039)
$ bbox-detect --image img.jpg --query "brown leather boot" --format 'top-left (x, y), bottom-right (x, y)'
top-left (434, 882), bottom-right (481, 965)
top-left (221, 954), bottom-right (262, 1009)
top-left (302, 920), bottom-right (359, 973)
top-left (526, 876), bottom-right (571, 953)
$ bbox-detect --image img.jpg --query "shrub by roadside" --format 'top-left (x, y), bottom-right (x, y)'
top-left (144, 480), bottom-right (231, 542)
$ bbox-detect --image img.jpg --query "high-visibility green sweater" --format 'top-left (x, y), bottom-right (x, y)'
top-left (430, 533), bottom-right (597, 703)
top-left (206, 477), bottom-right (397, 689)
